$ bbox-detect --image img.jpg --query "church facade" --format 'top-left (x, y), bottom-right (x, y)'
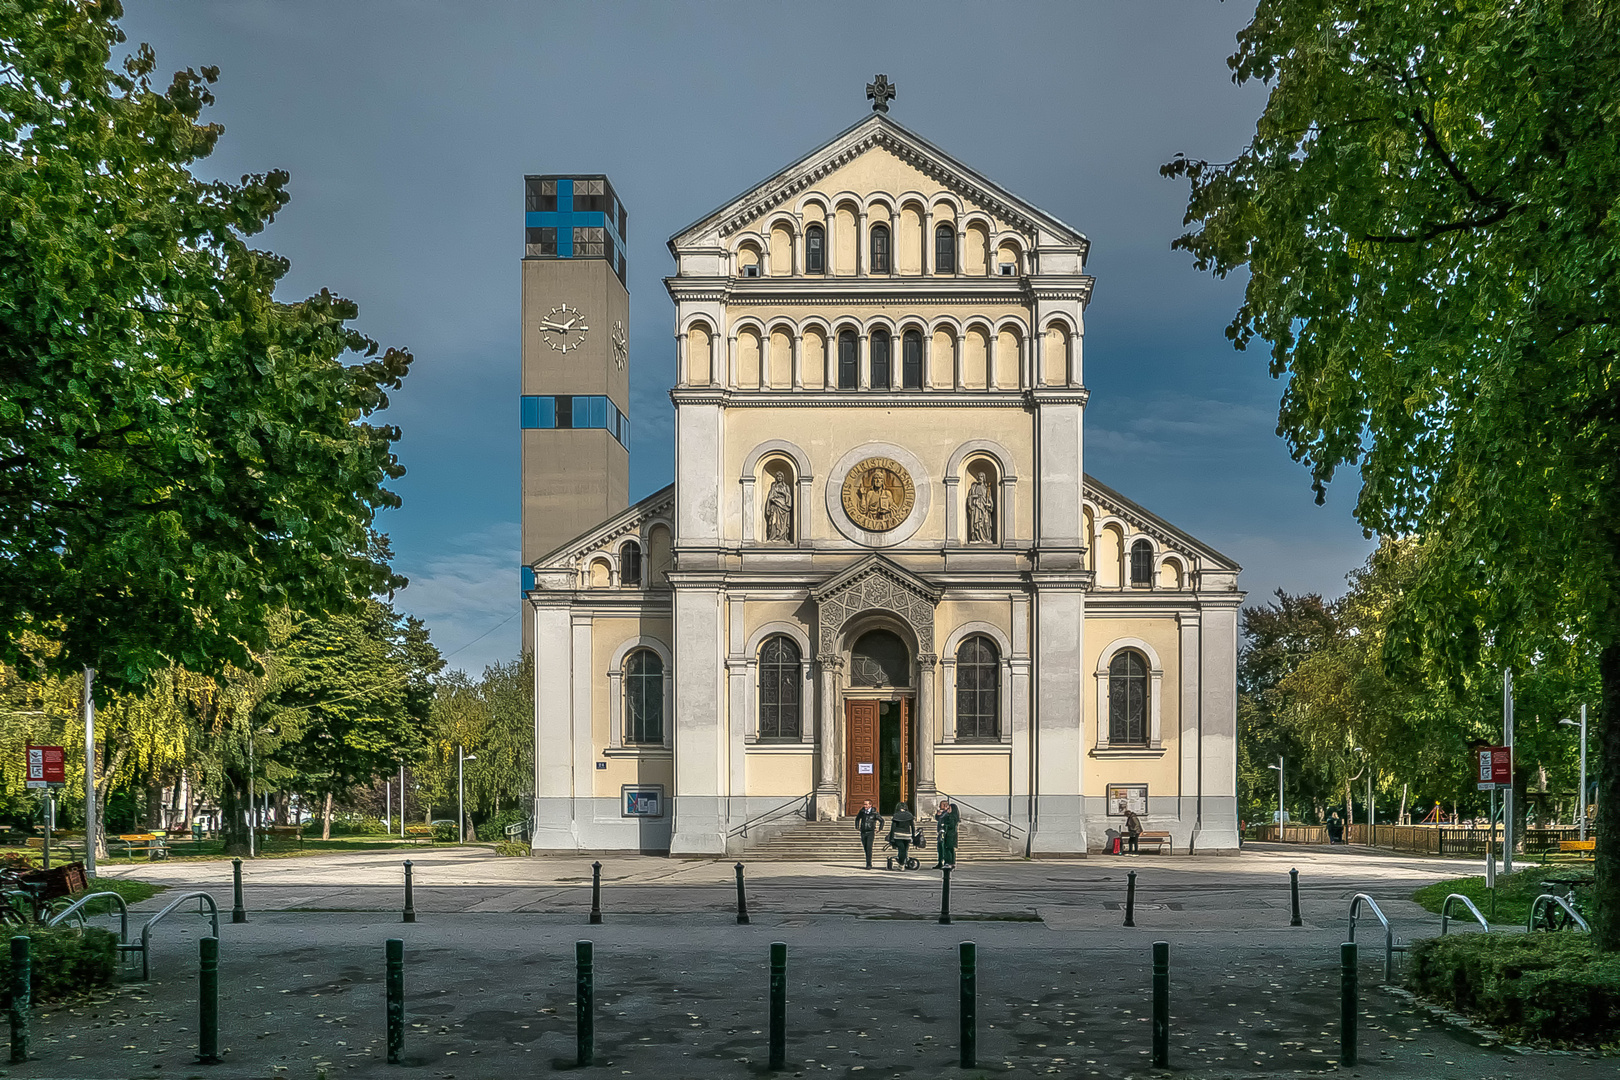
top-left (525, 100), bottom-right (1242, 857)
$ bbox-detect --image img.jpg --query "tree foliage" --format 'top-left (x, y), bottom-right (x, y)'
top-left (0, 0), bottom-right (411, 692)
top-left (1168, 0), bottom-right (1620, 947)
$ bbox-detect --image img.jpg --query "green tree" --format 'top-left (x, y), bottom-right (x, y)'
top-left (259, 601), bottom-right (440, 844)
top-left (1165, 0), bottom-right (1620, 946)
top-left (424, 654), bottom-right (533, 836)
top-left (0, 0), bottom-right (411, 693)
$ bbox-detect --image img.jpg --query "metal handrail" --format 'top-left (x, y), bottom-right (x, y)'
top-left (1348, 894), bottom-right (1404, 983)
top-left (729, 793), bottom-right (811, 838)
top-left (46, 891), bottom-right (129, 942)
top-left (1528, 893), bottom-right (1591, 933)
top-left (139, 890), bottom-right (220, 980)
top-left (939, 795), bottom-right (1024, 839)
top-left (1439, 893), bottom-right (1489, 935)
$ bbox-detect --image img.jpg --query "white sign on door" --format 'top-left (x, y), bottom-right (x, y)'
top-left (857, 763), bottom-right (874, 775)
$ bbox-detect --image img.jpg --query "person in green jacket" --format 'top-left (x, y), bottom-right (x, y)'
top-left (933, 797), bottom-right (961, 869)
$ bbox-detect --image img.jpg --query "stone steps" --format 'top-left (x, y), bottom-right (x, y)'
top-left (740, 819), bottom-right (1023, 862)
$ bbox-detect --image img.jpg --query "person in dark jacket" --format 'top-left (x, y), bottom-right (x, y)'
top-left (886, 802), bottom-right (915, 870)
top-left (932, 797), bottom-right (960, 869)
top-left (854, 800), bottom-right (883, 868)
top-left (1123, 806), bottom-right (1144, 853)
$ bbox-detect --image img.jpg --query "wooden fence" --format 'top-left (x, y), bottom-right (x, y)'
top-left (1253, 822), bottom-right (1592, 855)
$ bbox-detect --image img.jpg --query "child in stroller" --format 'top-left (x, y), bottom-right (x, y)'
top-left (884, 802), bottom-right (921, 871)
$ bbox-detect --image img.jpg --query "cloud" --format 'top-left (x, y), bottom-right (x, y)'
top-left (392, 521), bottom-right (522, 678)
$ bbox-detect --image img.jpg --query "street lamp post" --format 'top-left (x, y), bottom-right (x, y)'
top-left (1267, 756), bottom-right (1284, 833)
top-left (399, 764), bottom-right (406, 838)
top-left (83, 667), bottom-right (97, 877)
top-left (1560, 705), bottom-right (1588, 842)
top-left (457, 746), bottom-right (478, 844)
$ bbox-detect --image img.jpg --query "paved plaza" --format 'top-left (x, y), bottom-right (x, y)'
top-left (10, 845), bottom-right (1611, 1079)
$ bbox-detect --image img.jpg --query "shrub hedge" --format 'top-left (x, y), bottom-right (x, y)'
top-left (0, 926), bottom-right (118, 1007)
top-left (1408, 931), bottom-right (1620, 1046)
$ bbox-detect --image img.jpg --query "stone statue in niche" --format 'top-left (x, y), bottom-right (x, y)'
top-left (967, 471), bottom-right (995, 543)
top-left (764, 470), bottom-right (794, 542)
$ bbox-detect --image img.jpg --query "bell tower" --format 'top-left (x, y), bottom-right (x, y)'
top-left (520, 175), bottom-right (631, 649)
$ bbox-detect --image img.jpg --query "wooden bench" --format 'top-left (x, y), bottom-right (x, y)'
top-left (403, 825), bottom-right (435, 845)
top-left (1560, 839), bottom-right (1596, 853)
top-left (257, 825), bottom-right (304, 848)
top-left (24, 837), bottom-right (84, 859)
top-left (112, 833), bottom-right (169, 860)
top-left (1132, 831), bottom-right (1173, 854)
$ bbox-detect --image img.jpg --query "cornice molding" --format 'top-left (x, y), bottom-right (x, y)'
top-left (670, 388), bottom-right (1042, 408)
top-left (666, 274), bottom-right (1094, 307)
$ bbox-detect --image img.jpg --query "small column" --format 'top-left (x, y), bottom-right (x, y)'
top-left (856, 211), bottom-right (867, 276)
top-left (814, 656), bottom-right (842, 820)
top-left (921, 210), bottom-right (933, 276)
top-left (727, 334), bottom-right (738, 388)
top-left (675, 331), bottom-right (688, 388)
top-left (858, 334), bottom-right (870, 391)
top-left (915, 653), bottom-right (938, 798)
top-left (923, 330), bottom-right (935, 390)
top-left (940, 656), bottom-right (957, 743)
top-left (791, 333), bottom-right (804, 390)
top-left (956, 229), bottom-right (967, 278)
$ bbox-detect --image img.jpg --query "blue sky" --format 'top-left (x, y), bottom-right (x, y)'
top-left (119, 2), bottom-right (1376, 674)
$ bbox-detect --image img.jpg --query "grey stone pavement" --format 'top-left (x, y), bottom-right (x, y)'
top-left (9, 844), bottom-right (1611, 1079)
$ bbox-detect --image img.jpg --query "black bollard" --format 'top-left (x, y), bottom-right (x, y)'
top-left (959, 941), bottom-right (977, 1068)
top-left (402, 860), bottom-right (416, 924)
top-left (576, 940), bottom-right (594, 1067)
top-left (1340, 941), bottom-right (1357, 1065)
top-left (198, 936), bottom-right (220, 1064)
top-left (1289, 867), bottom-right (1302, 927)
top-left (9, 935), bottom-right (29, 1064)
top-left (1151, 940), bottom-right (1169, 1068)
top-left (589, 860), bottom-right (603, 925)
top-left (939, 865), bottom-right (953, 925)
top-left (735, 862), bottom-right (750, 925)
top-left (231, 857), bottom-right (247, 924)
top-left (1124, 869), bottom-right (1137, 927)
top-left (768, 941), bottom-right (786, 1070)
top-left (386, 938), bottom-right (404, 1064)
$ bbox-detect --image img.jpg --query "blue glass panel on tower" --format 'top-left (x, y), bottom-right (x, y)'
top-left (524, 174), bottom-right (627, 283)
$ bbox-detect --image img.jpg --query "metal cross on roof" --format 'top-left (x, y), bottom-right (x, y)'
top-left (866, 74), bottom-right (896, 113)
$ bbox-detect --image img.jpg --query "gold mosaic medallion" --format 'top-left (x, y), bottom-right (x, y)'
top-left (841, 457), bottom-right (915, 532)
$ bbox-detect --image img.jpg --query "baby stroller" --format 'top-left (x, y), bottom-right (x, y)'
top-left (884, 827), bottom-right (922, 871)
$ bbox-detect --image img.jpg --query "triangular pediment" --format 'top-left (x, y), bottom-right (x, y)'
top-left (667, 113), bottom-right (1088, 253)
top-left (1084, 475), bottom-right (1241, 572)
top-left (531, 484), bottom-right (674, 571)
top-left (812, 555), bottom-right (939, 657)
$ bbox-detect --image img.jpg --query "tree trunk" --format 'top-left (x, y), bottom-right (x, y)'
top-left (92, 740), bottom-right (129, 859)
top-left (218, 767), bottom-right (251, 855)
top-left (1594, 642), bottom-right (1620, 951)
top-left (1344, 778), bottom-right (1355, 834)
top-left (1398, 783), bottom-right (1409, 825)
top-left (321, 791), bottom-right (334, 841)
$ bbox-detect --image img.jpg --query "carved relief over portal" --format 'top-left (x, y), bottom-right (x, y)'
top-left (841, 457), bottom-right (916, 533)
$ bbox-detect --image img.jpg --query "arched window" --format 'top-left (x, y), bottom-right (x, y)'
top-left (955, 635), bottom-right (1000, 740)
top-left (869, 223), bottom-right (890, 273)
top-left (838, 330), bottom-right (858, 390)
top-left (757, 636), bottom-right (802, 740)
top-left (1108, 650), bottom-right (1149, 745)
top-left (870, 330), bottom-right (891, 389)
top-left (625, 649), bottom-right (664, 744)
top-left (934, 223), bottom-right (956, 273)
top-left (850, 629), bottom-right (911, 687)
top-left (620, 542), bottom-right (641, 587)
top-left (805, 224), bottom-right (825, 274)
top-left (902, 330), bottom-right (923, 389)
top-left (1130, 539), bottom-right (1154, 587)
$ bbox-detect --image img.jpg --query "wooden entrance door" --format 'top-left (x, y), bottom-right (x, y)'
top-left (845, 700), bottom-right (880, 816)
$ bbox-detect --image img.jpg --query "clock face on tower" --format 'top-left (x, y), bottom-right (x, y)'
top-left (539, 303), bottom-right (590, 353)
top-left (611, 321), bottom-right (628, 370)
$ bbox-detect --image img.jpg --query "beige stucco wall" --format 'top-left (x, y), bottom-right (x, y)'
top-left (591, 614), bottom-right (675, 798)
top-left (1082, 614), bottom-right (1185, 797)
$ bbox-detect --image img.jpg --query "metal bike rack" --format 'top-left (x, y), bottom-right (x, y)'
top-left (1528, 893), bottom-right (1590, 933)
top-left (137, 890), bottom-right (221, 980)
top-left (1348, 894), bottom-right (1406, 983)
top-left (46, 890), bottom-right (130, 944)
top-left (1439, 893), bottom-right (1489, 935)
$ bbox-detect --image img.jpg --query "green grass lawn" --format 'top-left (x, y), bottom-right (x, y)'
top-left (75, 876), bottom-right (165, 908)
top-left (1411, 867), bottom-right (1593, 927)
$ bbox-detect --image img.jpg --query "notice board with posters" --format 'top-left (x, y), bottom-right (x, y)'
top-left (1106, 784), bottom-right (1148, 816)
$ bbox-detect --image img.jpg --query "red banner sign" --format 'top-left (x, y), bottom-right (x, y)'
top-left (1476, 745), bottom-right (1511, 789)
top-left (25, 744), bottom-right (65, 788)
